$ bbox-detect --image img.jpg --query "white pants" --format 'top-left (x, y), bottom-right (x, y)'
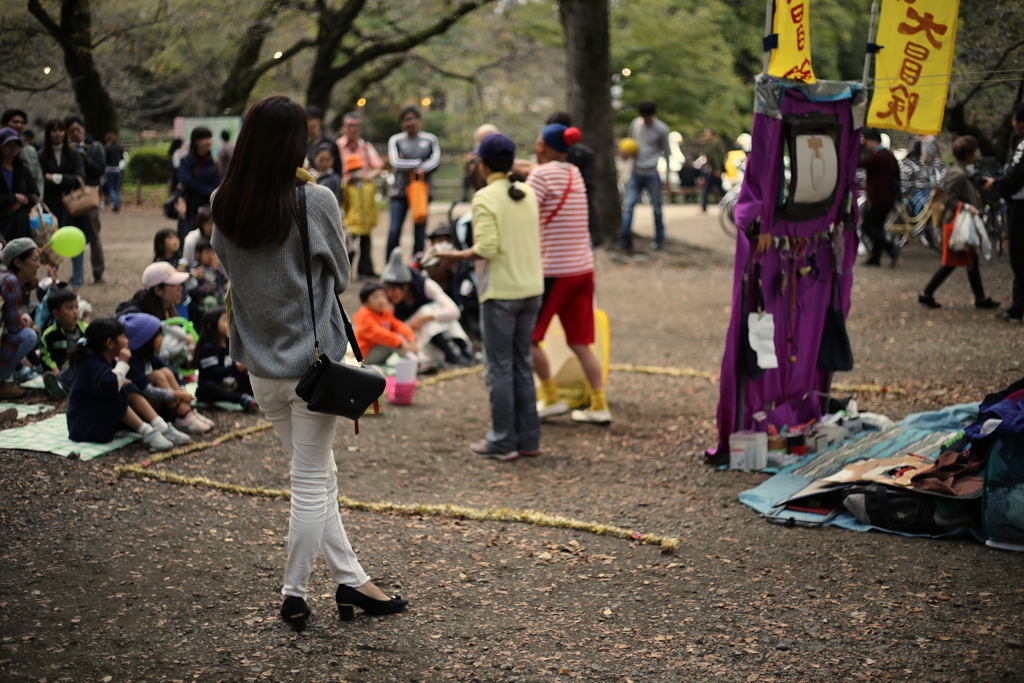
top-left (250, 374), bottom-right (371, 599)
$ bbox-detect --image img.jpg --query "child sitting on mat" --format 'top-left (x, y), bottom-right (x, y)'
top-left (119, 312), bottom-right (214, 434)
top-left (66, 318), bottom-right (192, 451)
top-left (39, 288), bottom-right (87, 398)
top-left (193, 306), bottom-right (259, 413)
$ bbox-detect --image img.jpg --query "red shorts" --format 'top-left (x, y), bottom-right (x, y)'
top-left (532, 272), bottom-right (595, 345)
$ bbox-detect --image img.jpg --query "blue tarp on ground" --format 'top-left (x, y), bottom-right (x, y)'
top-left (738, 403), bottom-right (980, 538)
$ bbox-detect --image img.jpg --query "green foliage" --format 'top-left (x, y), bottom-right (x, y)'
top-left (125, 146), bottom-right (168, 184)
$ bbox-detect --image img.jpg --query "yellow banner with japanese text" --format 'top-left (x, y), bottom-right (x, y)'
top-left (767, 0), bottom-right (816, 84)
top-left (867, 0), bottom-right (960, 135)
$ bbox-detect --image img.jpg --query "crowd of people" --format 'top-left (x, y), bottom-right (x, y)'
top-left (3, 91), bottom-right (1024, 636)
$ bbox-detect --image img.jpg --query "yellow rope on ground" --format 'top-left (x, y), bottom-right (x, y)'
top-left (142, 422), bottom-right (274, 466)
top-left (609, 363), bottom-right (718, 380)
top-left (113, 464), bottom-right (681, 553)
top-left (417, 365), bottom-right (484, 386)
top-left (416, 362), bottom-right (902, 395)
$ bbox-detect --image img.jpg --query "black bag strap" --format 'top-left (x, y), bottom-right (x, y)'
top-left (295, 183), bottom-right (365, 366)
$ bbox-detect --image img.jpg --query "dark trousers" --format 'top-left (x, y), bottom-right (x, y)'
top-left (1007, 201), bottom-right (1024, 318)
top-left (196, 376), bottom-right (253, 406)
top-left (924, 261), bottom-right (986, 301)
top-left (87, 209), bottom-right (104, 281)
top-left (701, 170), bottom-right (723, 210)
top-left (356, 234), bottom-right (375, 276)
top-left (387, 196), bottom-right (426, 261)
top-left (861, 202), bottom-right (894, 260)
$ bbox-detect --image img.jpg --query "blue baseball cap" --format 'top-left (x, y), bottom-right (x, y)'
top-left (473, 133), bottom-right (516, 165)
top-left (0, 127), bottom-right (23, 148)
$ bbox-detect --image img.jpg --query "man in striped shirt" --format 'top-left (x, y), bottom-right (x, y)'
top-left (526, 124), bottom-right (611, 425)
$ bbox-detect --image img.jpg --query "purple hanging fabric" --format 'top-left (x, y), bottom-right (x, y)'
top-left (715, 79), bottom-right (863, 453)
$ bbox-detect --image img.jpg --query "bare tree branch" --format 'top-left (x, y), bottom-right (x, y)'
top-left (26, 0), bottom-right (66, 44)
top-left (951, 37), bottom-right (1024, 108)
top-left (326, 0), bottom-right (490, 82)
top-left (0, 77), bottom-right (64, 92)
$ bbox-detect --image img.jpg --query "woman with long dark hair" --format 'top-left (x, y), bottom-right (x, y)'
top-left (177, 127), bottom-right (220, 233)
top-left (38, 118), bottom-right (87, 289)
top-left (211, 96), bottom-right (407, 632)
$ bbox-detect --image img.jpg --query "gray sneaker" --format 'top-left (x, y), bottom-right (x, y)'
top-left (162, 425), bottom-right (192, 446)
top-left (142, 429), bottom-right (174, 451)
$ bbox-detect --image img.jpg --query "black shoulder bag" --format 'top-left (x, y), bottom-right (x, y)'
top-left (293, 184), bottom-right (385, 431)
top-left (817, 271), bottom-right (854, 372)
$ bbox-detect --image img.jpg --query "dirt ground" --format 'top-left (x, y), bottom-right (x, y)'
top-left (2, 201), bottom-right (1023, 683)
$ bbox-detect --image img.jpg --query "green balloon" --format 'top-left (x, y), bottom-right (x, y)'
top-left (51, 226), bottom-right (87, 258)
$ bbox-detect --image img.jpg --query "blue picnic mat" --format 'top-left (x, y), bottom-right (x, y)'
top-left (739, 403), bottom-right (980, 537)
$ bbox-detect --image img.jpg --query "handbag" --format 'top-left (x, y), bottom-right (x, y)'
top-left (292, 184), bottom-right (385, 428)
top-left (29, 202), bottom-right (61, 267)
top-left (817, 271), bottom-right (854, 372)
top-left (62, 177), bottom-right (100, 217)
top-left (406, 169), bottom-right (429, 224)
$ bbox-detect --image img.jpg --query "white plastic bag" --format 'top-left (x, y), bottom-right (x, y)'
top-left (747, 312), bottom-right (779, 370)
top-left (975, 212), bottom-right (992, 260)
top-left (948, 207), bottom-right (975, 252)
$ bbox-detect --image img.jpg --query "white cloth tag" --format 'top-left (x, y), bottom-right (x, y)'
top-left (747, 312), bottom-right (779, 370)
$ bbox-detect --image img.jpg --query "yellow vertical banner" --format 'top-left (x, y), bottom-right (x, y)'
top-left (767, 0), bottom-right (816, 83)
top-left (867, 0), bottom-right (960, 135)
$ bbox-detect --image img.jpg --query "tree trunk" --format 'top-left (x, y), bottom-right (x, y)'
top-left (558, 0), bottom-right (619, 247)
top-left (215, 18), bottom-right (276, 115)
top-left (27, 0), bottom-right (118, 137)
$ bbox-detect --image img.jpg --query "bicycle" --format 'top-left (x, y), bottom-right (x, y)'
top-left (857, 190), bottom-right (943, 254)
top-left (719, 185), bottom-right (740, 238)
top-left (978, 195), bottom-right (1007, 257)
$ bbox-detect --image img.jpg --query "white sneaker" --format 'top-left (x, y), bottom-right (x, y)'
top-left (162, 425), bottom-right (193, 446)
top-left (537, 400), bottom-right (570, 419)
top-left (175, 411), bottom-right (213, 434)
top-left (193, 411), bottom-right (216, 430)
top-left (570, 408), bottom-right (612, 425)
top-left (142, 429), bottom-right (174, 451)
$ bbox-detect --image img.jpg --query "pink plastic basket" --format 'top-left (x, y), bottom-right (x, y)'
top-left (385, 376), bottom-right (416, 405)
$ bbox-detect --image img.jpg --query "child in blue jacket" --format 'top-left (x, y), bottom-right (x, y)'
top-left (66, 318), bottom-right (192, 450)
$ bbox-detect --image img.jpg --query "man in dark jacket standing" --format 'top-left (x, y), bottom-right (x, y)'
top-left (994, 103), bottom-right (1024, 321)
top-left (65, 116), bottom-right (106, 283)
top-left (856, 129), bottom-right (900, 267)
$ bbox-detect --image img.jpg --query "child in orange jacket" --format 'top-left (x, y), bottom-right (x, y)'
top-left (353, 282), bottom-right (421, 365)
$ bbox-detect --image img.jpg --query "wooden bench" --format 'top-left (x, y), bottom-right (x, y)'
top-left (664, 185), bottom-right (701, 204)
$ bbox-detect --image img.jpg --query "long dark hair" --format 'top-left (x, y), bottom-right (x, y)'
top-left (131, 288), bottom-right (173, 320)
top-left (69, 318), bottom-right (125, 371)
top-left (153, 228), bottom-right (177, 260)
top-left (42, 118), bottom-right (71, 159)
top-left (193, 306), bottom-right (227, 368)
top-left (212, 96), bottom-right (307, 249)
top-left (188, 126), bottom-right (213, 156)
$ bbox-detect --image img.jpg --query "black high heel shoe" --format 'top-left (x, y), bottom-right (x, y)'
top-left (280, 596), bottom-right (312, 632)
top-left (335, 584), bottom-right (409, 621)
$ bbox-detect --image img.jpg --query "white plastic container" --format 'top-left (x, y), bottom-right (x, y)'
top-left (729, 432), bottom-right (768, 471)
top-left (394, 358), bottom-right (418, 384)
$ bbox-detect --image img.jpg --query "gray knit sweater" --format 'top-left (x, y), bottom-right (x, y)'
top-left (211, 183), bottom-right (351, 379)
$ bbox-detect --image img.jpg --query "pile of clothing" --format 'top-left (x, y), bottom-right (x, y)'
top-left (739, 379), bottom-right (1024, 550)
